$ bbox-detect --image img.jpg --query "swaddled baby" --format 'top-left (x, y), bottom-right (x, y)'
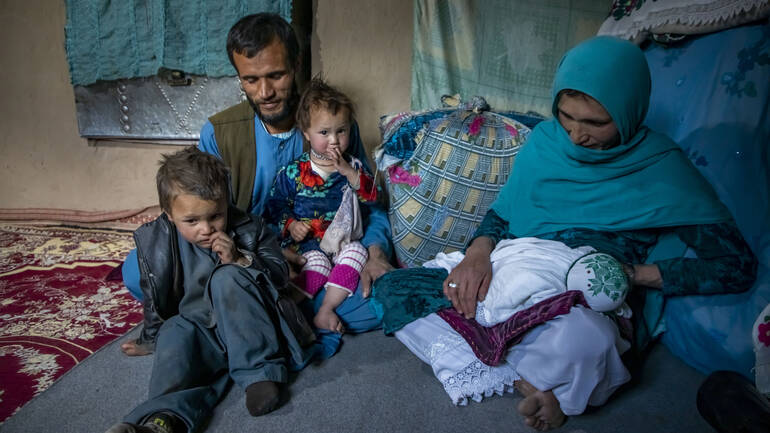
top-left (424, 238), bottom-right (631, 326)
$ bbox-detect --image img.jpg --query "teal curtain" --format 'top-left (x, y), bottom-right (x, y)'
top-left (65, 0), bottom-right (291, 85)
top-left (411, 0), bottom-right (609, 116)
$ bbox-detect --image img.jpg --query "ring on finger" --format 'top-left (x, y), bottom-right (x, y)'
top-left (448, 281), bottom-right (458, 288)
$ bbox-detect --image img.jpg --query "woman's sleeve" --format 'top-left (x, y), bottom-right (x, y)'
top-left (655, 221), bottom-right (758, 296)
top-left (468, 208), bottom-right (511, 247)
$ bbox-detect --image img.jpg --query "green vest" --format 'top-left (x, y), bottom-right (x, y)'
top-left (209, 101), bottom-right (256, 211)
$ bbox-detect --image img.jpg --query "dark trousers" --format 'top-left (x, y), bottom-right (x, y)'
top-left (697, 370), bottom-right (770, 433)
top-left (124, 265), bottom-right (287, 431)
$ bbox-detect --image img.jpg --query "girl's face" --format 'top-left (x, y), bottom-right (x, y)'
top-left (303, 107), bottom-right (351, 158)
top-left (556, 92), bottom-right (620, 150)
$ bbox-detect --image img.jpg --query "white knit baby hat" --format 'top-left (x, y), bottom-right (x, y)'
top-left (566, 252), bottom-right (630, 312)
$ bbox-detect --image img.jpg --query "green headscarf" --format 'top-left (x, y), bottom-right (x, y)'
top-left (491, 36), bottom-right (731, 237)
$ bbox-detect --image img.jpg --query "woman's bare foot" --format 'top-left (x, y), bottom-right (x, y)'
top-left (120, 339), bottom-right (153, 356)
top-left (515, 379), bottom-right (567, 431)
top-left (314, 308), bottom-right (345, 334)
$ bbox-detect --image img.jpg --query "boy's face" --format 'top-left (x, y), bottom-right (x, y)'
top-left (303, 107), bottom-right (351, 159)
top-left (165, 192), bottom-right (228, 249)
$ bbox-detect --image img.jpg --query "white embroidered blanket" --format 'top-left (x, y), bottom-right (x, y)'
top-left (424, 238), bottom-right (594, 327)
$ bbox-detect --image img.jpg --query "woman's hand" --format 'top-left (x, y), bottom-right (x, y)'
top-left (624, 263), bottom-right (663, 289)
top-left (288, 220), bottom-right (311, 242)
top-left (444, 237), bottom-right (494, 319)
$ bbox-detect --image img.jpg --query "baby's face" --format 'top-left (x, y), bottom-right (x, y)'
top-left (303, 107), bottom-right (351, 158)
top-left (165, 192), bottom-right (227, 249)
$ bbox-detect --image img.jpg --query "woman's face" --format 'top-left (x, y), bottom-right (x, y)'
top-left (556, 92), bottom-right (620, 150)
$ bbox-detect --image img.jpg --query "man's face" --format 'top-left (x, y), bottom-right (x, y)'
top-left (233, 39), bottom-right (297, 133)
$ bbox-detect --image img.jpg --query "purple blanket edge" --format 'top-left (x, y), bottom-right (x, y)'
top-left (436, 290), bottom-right (589, 366)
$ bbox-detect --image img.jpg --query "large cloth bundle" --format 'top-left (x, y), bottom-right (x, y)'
top-left (376, 97), bottom-right (533, 267)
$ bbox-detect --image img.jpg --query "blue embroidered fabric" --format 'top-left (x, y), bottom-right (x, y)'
top-left (642, 21), bottom-right (770, 378)
top-left (379, 109), bottom-right (542, 162)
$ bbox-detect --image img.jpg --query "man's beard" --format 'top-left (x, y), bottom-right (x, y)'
top-left (247, 83), bottom-right (299, 128)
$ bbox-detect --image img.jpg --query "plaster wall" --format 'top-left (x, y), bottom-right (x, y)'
top-left (0, 0), bottom-right (412, 211)
top-left (311, 0), bottom-right (413, 159)
top-left (0, 0), bottom-right (173, 211)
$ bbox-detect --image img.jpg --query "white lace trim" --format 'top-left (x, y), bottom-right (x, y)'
top-left (440, 360), bottom-right (519, 406)
top-left (424, 333), bottom-right (466, 365)
top-left (598, 0), bottom-right (770, 42)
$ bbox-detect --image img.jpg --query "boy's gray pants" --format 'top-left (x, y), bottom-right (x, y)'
top-left (124, 265), bottom-right (287, 431)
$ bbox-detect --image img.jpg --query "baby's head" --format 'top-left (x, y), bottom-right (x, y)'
top-left (296, 77), bottom-right (355, 160)
top-left (156, 147), bottom-right (230, 249)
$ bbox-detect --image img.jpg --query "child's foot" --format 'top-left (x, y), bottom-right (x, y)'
top-left (313, 308), bottom-right (345, 334)
top-left (515, 379), bottom-right (567, 431)
top-left (246, 381), bottom-right (281, 416)
top-left (120, 339), bottom-right (153, 356)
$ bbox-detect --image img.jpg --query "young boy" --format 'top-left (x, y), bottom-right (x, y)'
top-left (266, 78), bottom-right (377, 334)
top-left (106, 147), bottom-right (313, 433)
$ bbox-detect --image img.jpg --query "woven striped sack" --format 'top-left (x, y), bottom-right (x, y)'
top-left (376, 96), bottom-right (533, 268)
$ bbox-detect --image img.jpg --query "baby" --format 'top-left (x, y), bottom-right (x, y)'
top-left (266, 78), bottom-right (377, 333)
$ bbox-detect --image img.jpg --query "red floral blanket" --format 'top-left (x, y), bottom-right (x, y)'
top-left (0, 223), bottom-right (142, 423)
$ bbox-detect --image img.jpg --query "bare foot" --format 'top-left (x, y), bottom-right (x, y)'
top-left (313, 308), bottom-right (345, 334)
top-left (120, 339), bottom-right (153, 356)
top-left (515, 379), bottom-right (567, 431)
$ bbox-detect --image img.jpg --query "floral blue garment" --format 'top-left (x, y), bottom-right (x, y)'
top-left (265, 152), bottom-right (377, 253)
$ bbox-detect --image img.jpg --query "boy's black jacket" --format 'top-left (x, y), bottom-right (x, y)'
top-left (132, 205), bottom-right (300, 348)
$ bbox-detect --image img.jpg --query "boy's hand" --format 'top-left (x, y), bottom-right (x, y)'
top-left (288, 220), bottom-right (311, 242)
top-left (210, 231), bottom-right (241, 264)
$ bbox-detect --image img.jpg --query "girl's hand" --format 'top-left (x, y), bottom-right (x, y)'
top-left (288, 220), bottom-right (311, 242)
top-left (329, 145), bottom-right (355, 178)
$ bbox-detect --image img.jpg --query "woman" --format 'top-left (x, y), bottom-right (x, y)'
top-left (389, 36), bottom-right (756, 431)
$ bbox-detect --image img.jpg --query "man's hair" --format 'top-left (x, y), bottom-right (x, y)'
top-left (156, 147), bottom-right (230, 213)
top-left (227, 13), bottom-right (299, 72)
top-left (296, 77), bottom-right (356, 132)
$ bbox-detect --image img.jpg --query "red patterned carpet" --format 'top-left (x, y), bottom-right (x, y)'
top-left (0, 222), bottom-right (143, 423)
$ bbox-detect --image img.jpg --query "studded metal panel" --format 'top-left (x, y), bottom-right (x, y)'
top-left (73, 73), bottom-right (245, 140)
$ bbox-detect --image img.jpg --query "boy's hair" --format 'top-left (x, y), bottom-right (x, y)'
top-left (296, 77), bottom-right (356, 132)
top-left (227, 13), bottom-right (299, 72)
top-left (156, 147), bottom-right (230, 213)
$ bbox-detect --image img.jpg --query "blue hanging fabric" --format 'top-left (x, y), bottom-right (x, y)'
top-left (65, 0), bottom-right (291, 85)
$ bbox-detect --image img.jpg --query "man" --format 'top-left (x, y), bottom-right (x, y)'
top-left (201, 13), bottom-right (393, 356)
top-left (121, 13), bottom-right (392, 358)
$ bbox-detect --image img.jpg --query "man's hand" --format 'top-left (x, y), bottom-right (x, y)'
top-left (210, 231), bottom-right (241, 264)
top-left (359, 245), bottom-right (393, 298)
top-left (288, 220), bottom-right (311, 242)
top-left (443, 237), bottom-right (494, 319)
top-left (281, 247), bottom-right (307, 281)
